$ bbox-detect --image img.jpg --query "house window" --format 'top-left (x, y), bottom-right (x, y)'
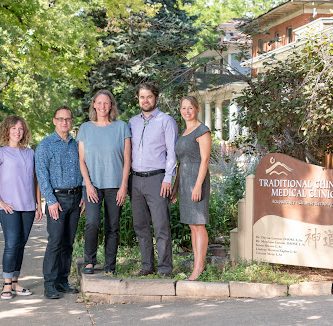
top-left (286, 27), bottom-right (293, 43)
top-left (258, 39), bottom-right (264, 53)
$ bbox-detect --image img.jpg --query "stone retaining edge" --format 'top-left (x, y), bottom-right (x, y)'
top-left (288, 281), bottom-right (332, 296)
top-left (77, 260), bottom-right (333, 303)
top-left (80, 273), bottom-right (333, 304)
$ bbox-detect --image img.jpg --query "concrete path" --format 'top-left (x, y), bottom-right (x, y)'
top-left (1, 219), bottom-right (333, 325)
top-left (0, 219), bottom-right (92, 326)
top-left (88, 296), bottom-right (333, 326)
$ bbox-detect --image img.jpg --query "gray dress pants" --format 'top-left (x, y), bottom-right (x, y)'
top-left (130, 173), bottom-right (172, 274)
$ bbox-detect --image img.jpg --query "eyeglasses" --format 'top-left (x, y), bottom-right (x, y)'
top-left (54, 117), bottom-right (72, 123)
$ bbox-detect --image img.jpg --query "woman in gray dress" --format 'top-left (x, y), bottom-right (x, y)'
top-left (171, 96), bottom-right (211, 281)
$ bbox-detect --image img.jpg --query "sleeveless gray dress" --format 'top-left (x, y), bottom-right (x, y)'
top-left (175, 123), bottom-right (210, 225)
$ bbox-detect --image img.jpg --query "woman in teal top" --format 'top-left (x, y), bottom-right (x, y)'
top-left (77, 90), bottom-right (131, 274)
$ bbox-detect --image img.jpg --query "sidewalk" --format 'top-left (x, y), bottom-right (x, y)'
top-left (0, 219), bottom-right (92, 326)
top-left (1, 218), bottom-right (332, 326)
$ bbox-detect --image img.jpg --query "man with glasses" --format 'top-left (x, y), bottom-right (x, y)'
top-left (129, 83), bottom-right (178, 277)
top-left (36, 106), bottom-right (83, 299)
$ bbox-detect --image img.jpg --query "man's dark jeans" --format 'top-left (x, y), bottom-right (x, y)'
top-left (0, 210), bottom-right (35, 278)
top-left (83, 187), bottom-right (121, 272)
top-left (43, 191), bottom-right (81, 287)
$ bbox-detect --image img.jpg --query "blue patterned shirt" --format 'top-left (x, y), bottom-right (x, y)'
top-left (35, 132), bottom-right (82, 205)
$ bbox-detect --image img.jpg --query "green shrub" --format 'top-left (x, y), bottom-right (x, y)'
top-left (169, 200), bottom-right (191, 251)
top-left (207, 142), bottom-right (259, 242)
top-left (74, 146), bottom-right (257, 259)
top-left (75, 197), bottom-right (136, 247)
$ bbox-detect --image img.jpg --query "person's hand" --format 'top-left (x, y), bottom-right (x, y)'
top-left (116, 185), bottom-right (127, 206)
top-left (170, 186), bottom-right (178, 204)
top-left (191, 184), bottom-right (202, 202)
top-left (86, 183), bottom-right (99, 203)
top-left (79, 198), bottom-right (85, 216)
top-left (160, 182), bottom-right (172, 198)
top-left (0, 200), bottom-right (13, 214)
top-left (35, 206), bottom-right (43, 221)
top-left (48, 202), bottom-right (62, 220)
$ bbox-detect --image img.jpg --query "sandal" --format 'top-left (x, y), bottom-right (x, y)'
top-left (1, 282), bottom-right (13, 300)
top-left (82, 264), bottom-right (94, 274)
top-left (11, 280), bottom-right (32, 296)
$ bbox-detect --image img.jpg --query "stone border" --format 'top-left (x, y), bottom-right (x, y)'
top-left (79, 272), bottom-right (333, 304)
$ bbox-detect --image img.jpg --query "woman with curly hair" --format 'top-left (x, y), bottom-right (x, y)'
top-left (0, 116), bottom-right (43, 299)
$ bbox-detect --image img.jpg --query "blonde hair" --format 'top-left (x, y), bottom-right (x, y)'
top-left (89, 90), bottom-right (119, 122)
top-left (0, 115), bottom-right (31, 147)
top-left (180, 96), bottom-right (200, 111)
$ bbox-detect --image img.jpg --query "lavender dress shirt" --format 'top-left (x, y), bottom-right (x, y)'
top-left (0, 146), bottom-right (36, 211)
top-left (129, 108), bottom-right (178, 183)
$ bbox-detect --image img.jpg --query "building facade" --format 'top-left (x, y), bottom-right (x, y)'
top-left (190, 20), bottom-right (251, 141)
top-left (243, 0), bottom-right (333, 74)
top-left (191, 1), bottom-right (333, 141)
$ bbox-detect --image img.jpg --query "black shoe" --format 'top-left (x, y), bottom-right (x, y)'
top-left (56, 282), bottom-right (79, 294)
top-left (44, 285), bottom-right (63, 299)
top-left (136, 269), bottom-right (154, 276)
top-left (82, 265), bottom-right (94, 274)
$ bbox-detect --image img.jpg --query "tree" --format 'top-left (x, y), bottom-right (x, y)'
top-left (82, 0), bottom-right (198, 121)
top-left (0, 0), bottom-right (153, 140)
top-left (179, 0), bottom-right (285, 55)
top-left (236, 34), bottom-right (333, 164)
top-left (0, 1), bottom-right (98, 136)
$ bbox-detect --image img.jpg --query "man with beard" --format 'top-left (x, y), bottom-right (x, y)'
top-left (129, 82), bottom-right (178, 277)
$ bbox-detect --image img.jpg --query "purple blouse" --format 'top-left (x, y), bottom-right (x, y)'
top-left (0, 146), bottom-right (36, 211)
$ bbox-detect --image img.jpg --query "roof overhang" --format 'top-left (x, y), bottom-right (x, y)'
top-left (244, 0), bottom-right (333, 32)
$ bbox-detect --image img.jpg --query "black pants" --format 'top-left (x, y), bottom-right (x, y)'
top-left (83, 187), bottom-right (121, 272)
top-left (43, 191), bottom-right (81, 286)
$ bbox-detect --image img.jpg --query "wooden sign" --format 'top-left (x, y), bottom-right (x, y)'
top-left (253, 153), bottom-right (333, 268)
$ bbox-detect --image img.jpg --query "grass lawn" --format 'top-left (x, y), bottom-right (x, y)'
top-left (73, 240), bottom-right (312, 285)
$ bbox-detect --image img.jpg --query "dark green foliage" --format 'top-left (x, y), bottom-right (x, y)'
top-left (208, 174), bottom-right (245, 242)
top-left (207, 145), bottom-right (259, 243)
top-left (237, 36), bottom-right (333, 164)
top-left (118, 198), bottom-right (136, 247)
top-left (169, 200), bottom-right (191, 251)
top-left (75, 198), bottom-right (136, 247)
top-left (82, 0), bottom-right (198, 121)
top-left (237, 55), bottom-right (307, 159)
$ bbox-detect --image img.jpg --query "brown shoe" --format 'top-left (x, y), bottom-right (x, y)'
top-left (158, 272), bottom-right (172, 278)
top-left (136, 269), bottom-right (154, 276)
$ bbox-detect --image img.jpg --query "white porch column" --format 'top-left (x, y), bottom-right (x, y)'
top-left (204, 102), bottom-right (211, 129)
top-left (228, 101), bottom-right (239, 141)
top-left (215, 102), bottom-right (222, 139)
top-left (198, 103), bottom-right (204, 122)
